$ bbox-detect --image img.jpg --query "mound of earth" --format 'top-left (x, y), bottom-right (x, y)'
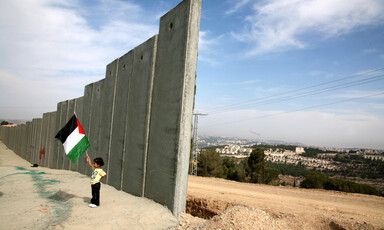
top-left (171, 176), bottom-right (384, 230)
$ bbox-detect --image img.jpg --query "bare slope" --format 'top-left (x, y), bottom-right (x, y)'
top-left (177, 175), bottom-right (384, 230)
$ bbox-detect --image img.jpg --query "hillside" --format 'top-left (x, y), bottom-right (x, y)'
top-left (174, 175), bottom-right (384, 230)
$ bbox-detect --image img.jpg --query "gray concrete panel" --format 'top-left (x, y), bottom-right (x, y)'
top-left (98, 59), bottom-right (118, 180)
top-left (47, 112), bottom-right (56, 168)
top-left (23, 124), bottom-right (28, 159)
top-left (7, 126), bottom-right (12, 151)
top-left (20, 124), bottom-right (26, 159)
top-left (19, 125), bottom-right (24, 156)
top-left (52, 102), bottom-right (63, 169)
top-left (43, 113), bottom-right (51, 167)
top-left (13, 126), bottom-right (17, 154)
top-left (13, 125), bottom-right (18, 155)
top-left (145, 0), bottom-right (201, 216)
top-left (72, 97), bottom-right (84, 172)
top-left (107, 51), bottom-right (133, 190)
top-left (17, 126), bottom-right (21, 155)
top-left (87, 80), bottom-right (104, 176)
top-left (11, 125), bottom-right (16, 152)
top-left (40, 113), bottom-right (50, 166)
top-left (81, 84), bottom-right (93, 175)
top-left (14, 126), bottom-right (20, 155)
top-left (37, 118), bottom-right (44, 165)
top-left (64, 99), bottom-right (76, 170)
top-left (58, 101), bottom-right (68, 169)
top-left (25, 122), bottom-right (31, 163)
top-left (44, 113), bottom-right (51, 167)
top-left (122, 36), bottom-right (157, 196)
top-left (20, 124), bottom-right (25, 158)
top-left (29, 121), bottom-right (34, 163)
top-left (33, 118), bottom-right (43, 165)
top-left (25, 122), bottom-right (32, 161)
top-left (30, 119), bottom-right (38, 164)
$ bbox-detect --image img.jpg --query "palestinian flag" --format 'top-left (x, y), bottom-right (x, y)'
top-left (55, 114), bottom-right (90, 163)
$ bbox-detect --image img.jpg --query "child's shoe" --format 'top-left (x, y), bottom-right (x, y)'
top-left (89, 204), bottom-right (97, 208)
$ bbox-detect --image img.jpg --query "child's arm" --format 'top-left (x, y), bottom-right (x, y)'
top-left (86, 155), bottom-right (92, 167)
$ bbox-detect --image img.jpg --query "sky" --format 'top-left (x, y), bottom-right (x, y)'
top-left (1, 0), bottom-right (384, 149)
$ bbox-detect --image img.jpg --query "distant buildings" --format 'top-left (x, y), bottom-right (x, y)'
top-left (215, 145), bottom-right (338, 170)
top-left (295, 147), bottom-right (305, 154)
top-left (364, 155), bottom-right (384, 162)
top-left (200, 136), bottom-right (384, 166)
top-left (215, 144), bottom-right (252, 157)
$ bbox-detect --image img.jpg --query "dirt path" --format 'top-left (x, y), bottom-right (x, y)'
top-left (180, 176), bottom-right (384, 230)
top-left (0, 141), bottom-right (178, 230)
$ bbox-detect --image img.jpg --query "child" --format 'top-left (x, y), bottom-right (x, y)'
top-left (86, 155), bottom-right (107, 208)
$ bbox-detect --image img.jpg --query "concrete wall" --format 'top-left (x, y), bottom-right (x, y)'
top-left (0, 0), bottom-right (201, 217)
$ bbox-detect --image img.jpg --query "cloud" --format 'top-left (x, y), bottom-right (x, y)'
top-left (232, 0), bottom-right (384, 55)
top-left (198, 109), bottom-right (384, 149)
top-left (363, 48), bottom-right (378, 54)
top-left (0, 0), bottom-right (159, 120)
top-left (198, 31), bottom-right (225, 66)
top-left (226, 0), bottom-right (251, 15)
top-left (0, 70), bottom-right (95, 119)
top-left (234, 80), bottom-right (259, 85)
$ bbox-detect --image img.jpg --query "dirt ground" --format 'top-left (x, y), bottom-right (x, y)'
top-left (174, 176), bottom-right (384, 230)
top-left (0, 141), bottom-right (179, 230)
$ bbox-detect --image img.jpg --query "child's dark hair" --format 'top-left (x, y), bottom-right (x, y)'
top-left (94, 158), bottom-right (104, 166)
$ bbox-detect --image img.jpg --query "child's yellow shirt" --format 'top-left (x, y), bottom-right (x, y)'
top-left (91, 167), bottom-right (106, 185)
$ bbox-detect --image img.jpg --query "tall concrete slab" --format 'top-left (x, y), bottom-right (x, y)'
top-left (63, 99), bottom-right (76, 170)
top-left (22, 124), bottom-right (26, 158)
top-left (81, 84), bottom-right (93, 175)
top-left (145, 0), bottom-right (201, 216)
top-left (87, 80), bottom-right (104, 176)
top-left (44, 112), bottom-right (51, 167)
top-left (58, 101), bottom-right (68, 169)
top-left (20, 124), bottom-right (26, 159)
top-left (71, 97), bottom-right (84, 172)
top-left (11, 125), bottom-right (16, 152)
top-left (44, 113), bottom-right (51, 167)
top-left (122, 36), bottom-right (157, 196)
top-left (23, 124), bottom-right (27, 158)
top-left (19, 125), bottom-right (24, 156)
top-left (98, 59), bottom-right (118, 179)
top-left (47, 112), bottom-right (56, 168)
top-left (30, 119), bottom-right (38, 164)
top-left (25, 122), bottom-right (32, 163)
top-left (40, 113), bottom-right (49, 166)
top-left (33, 118), bottom-right (43, 165)
top-left (107, 51), bottom-right (133, 190)
top-left (52, 102), bottom-right (63, 169)
top-left (15, 126), bottom-right (20, 155)
top-left (37, 118), bottom-right (44, 165)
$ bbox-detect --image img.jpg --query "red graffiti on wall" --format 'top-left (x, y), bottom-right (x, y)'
top-left (39, 148), bottom-right (45, 160)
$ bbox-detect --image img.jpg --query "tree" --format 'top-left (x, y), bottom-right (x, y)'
top-left (300, 171), bottom-right (328, 189)
top-left (245, 148), bottom-right (265, 183)
top-left (222, 158), bottom-right (246, 182)
top-left (264, 168), bottom-right (280, 185)
top-left (1, 121), bottom-right (10, 125)
top-left (197, 150), bottom-right (223, 178)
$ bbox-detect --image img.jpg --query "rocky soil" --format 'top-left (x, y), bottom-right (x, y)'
top-left (171, 176), bottom-right (384, 230)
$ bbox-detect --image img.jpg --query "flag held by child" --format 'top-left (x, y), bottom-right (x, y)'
top-left (55, 114), bottom-right (90, 163)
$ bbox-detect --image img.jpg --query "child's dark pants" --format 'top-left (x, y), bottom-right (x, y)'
top-left (91, 182), bottom-right (101, 206)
